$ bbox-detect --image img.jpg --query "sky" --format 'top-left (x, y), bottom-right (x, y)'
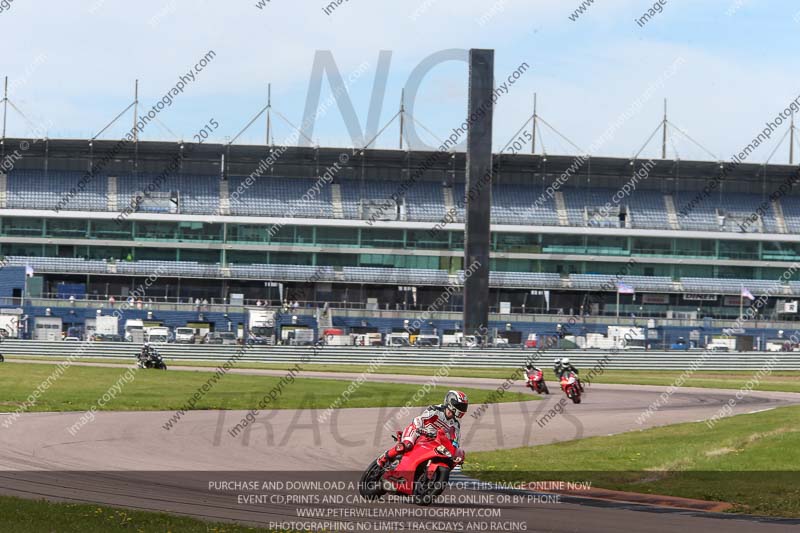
top-left (1, 0), bottom-right (799, 163)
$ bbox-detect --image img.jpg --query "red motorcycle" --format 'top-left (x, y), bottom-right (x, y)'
top-left (525, 368), bottom-right (550, 395)
top-left (359, 427), bottom-right (465, 506)
top-left (560, 371), bottom-right (582, 404)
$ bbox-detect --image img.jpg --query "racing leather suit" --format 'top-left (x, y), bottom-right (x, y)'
top-left (556, 363), bottom-right (583, 391)
top-left (378, 404), bottom-right (460, 467)
top-left (138, 346), bottom-right (152, 365)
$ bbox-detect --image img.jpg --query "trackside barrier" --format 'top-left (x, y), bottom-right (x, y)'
top-left (2, 340), bottom-right (800, 370)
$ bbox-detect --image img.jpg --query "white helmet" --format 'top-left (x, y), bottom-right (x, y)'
top-left (561, 357), bottom-right (570, 365)
top-left (554, 357), bottom-right (561, 365)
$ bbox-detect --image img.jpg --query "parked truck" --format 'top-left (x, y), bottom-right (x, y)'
top-left (247, 308), bottom-right (277, 345)
top-left (283, 327), bottom-right (315, 346)
top-left (145, 326), bottom-right (171, 344)
top-left (95, 316), bottom-right (119, 338)
top-left (175, 327), bottom-right (196, 344)
top-left (124, 319), bottom-right (145, 343)
top-left (0, 314), bottom-right (21, 338)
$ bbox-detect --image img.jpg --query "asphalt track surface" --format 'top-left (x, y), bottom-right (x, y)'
top-left (1, 360), bottom-right (799, 532)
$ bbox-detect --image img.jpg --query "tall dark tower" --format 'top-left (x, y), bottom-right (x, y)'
top-left (463, 49), bottom-right (494, 338)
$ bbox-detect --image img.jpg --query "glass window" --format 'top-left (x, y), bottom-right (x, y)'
top-left (228, 250), bottom-right (267, 265)
top-left (361, 228), bottom-right (404, 248)
top-left (177, 222), bottom-right (223, 242)
top-left (91, 220), bottom-right (133, 240)
top-left (719, 240), bottom-right (758, 260)
top-left (406, 229), bottom-right (449, 250)
top-left (3, 217), bottom-right (43, 236)
top-left (228, 224), bottom-right (268, 244)
top-left (47, 218), bottom-right (87, 239)
top-left (632, 237), bottom-right (671, 256)
top-left (316, 227), bottom-right (359, 247)
top-left (270, 225), bottom-right (313, 245)
top-left (673, 239), bottom-right (715, 258)
top-left (494, 233), bottom-right (540, 253)
top-left (136, 221), bottom-right (177, 241)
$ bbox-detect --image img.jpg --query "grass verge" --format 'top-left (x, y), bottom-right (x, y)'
top-left (467, 405), bottom-right (800, 517)
top-left (0, 495), bottom-right (287, 532)
top-left (0, 362), bottom-right (534, 413)
top-left (8, 356), bottom-right (800, 393)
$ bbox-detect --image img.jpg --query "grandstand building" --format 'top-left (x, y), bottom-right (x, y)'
top-left (1, 137), bottom-right (799, 342)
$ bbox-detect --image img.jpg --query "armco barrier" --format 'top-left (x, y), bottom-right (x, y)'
top-left (1, 340), bottom-right (799, 370)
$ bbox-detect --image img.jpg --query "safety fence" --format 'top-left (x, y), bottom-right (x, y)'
top-left (2, 340), bottom-right (800, 370)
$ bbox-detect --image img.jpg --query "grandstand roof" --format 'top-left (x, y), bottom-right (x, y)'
top-left (2, 137), bottom-right (797, 187)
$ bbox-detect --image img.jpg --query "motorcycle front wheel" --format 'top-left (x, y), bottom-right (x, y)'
top-left (413, 466), bottom-right (450, 506)
top-left (358, 459), bottom-right (387, 500)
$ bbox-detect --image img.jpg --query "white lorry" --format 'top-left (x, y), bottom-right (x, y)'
top-left (247, 308), bottom-right (277, 345)
top-left (124, 319), bottom-right (145, 343)
top-left (0, 314), bottom-right (20, 338)
top-left (385, 331), bottom-right (411, 347)
top-left (280, 327), bottom-right (314, 346)
top-left (95, 316), bottom-right (119, 337)
top-left (352, 332), bottom-right (383, 346)
top-left (145, 326), bottom-right (171, 344)
top-left (175, 327), bottom-right (196, 344)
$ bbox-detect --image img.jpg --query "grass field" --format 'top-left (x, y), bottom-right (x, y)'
top-left (9, 355), bottom-right (800, 393)
top-left (467, 405), bottom-right (800, 517)
top-left (0, 362), bottom-right (534, 413)
top-left (0, 496), bottom-right (287, 532)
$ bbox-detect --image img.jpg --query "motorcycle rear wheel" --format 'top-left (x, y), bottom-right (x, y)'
top-left (0, 353), bottom-right (4, 362)
top-left (358, 459), bottom-right (387, 500)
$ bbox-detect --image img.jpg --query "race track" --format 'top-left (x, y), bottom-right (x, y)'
top-left (1, 365), bottom-right (799, 532)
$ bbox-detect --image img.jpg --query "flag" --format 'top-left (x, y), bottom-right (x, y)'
top-left (24, 265), bottom-right (34, 277)
top-left (740, 286), bottom-right (755, 301)
top-left (617, 282), bottom-right (635, 294)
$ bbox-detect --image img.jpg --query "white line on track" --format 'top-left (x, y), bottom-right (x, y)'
top-left (747, 407), bottom-right (777, 415)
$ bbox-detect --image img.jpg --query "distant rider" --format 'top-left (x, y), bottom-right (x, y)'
top-left (525, 363), bottom-right (542, 386)
top-left (553, 357), bottom-right (562, 378)
top-left (377, 390), bottom-right (468, 468)
top-left (138, 342), bottom-right (153, 365)
top-left (555, 357), bottom-right (583, 391)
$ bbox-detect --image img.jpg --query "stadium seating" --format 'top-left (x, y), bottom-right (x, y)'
top-left (5, 169), bottom-right (800, 235)
top-left (8, 170), bottom-right (107, 211)
top-left (5, 253), bottom-right (800, 297)
top-left (488, 271), bottom-right (562, 288)
top-left (680, 277), bottom-right (784, 295)
top-left (5, 256), bottom-right (108, 274)
top-left (228, 176), bottom-right (333, 218)
top-left (570, 274), bottom-right (673, 292)
top-left (491, 184), bottom-right (559, 225)
top-left (116, 174), bottom-right (220, 215)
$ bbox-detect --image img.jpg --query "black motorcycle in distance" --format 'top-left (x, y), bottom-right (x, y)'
top-left (137, 349), bottom-right (167, 370)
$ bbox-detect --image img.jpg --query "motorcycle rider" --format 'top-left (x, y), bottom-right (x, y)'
top-left (553, 357), bottom-right (562, 378)
top-left (138, 342), bottom-right (154, 366)
top-left (556, 357), bottom-right (584, 391)
top-left (377, 390), bottom-right (468, 468)
top-left (525, 363), bottom-right (542, 386)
